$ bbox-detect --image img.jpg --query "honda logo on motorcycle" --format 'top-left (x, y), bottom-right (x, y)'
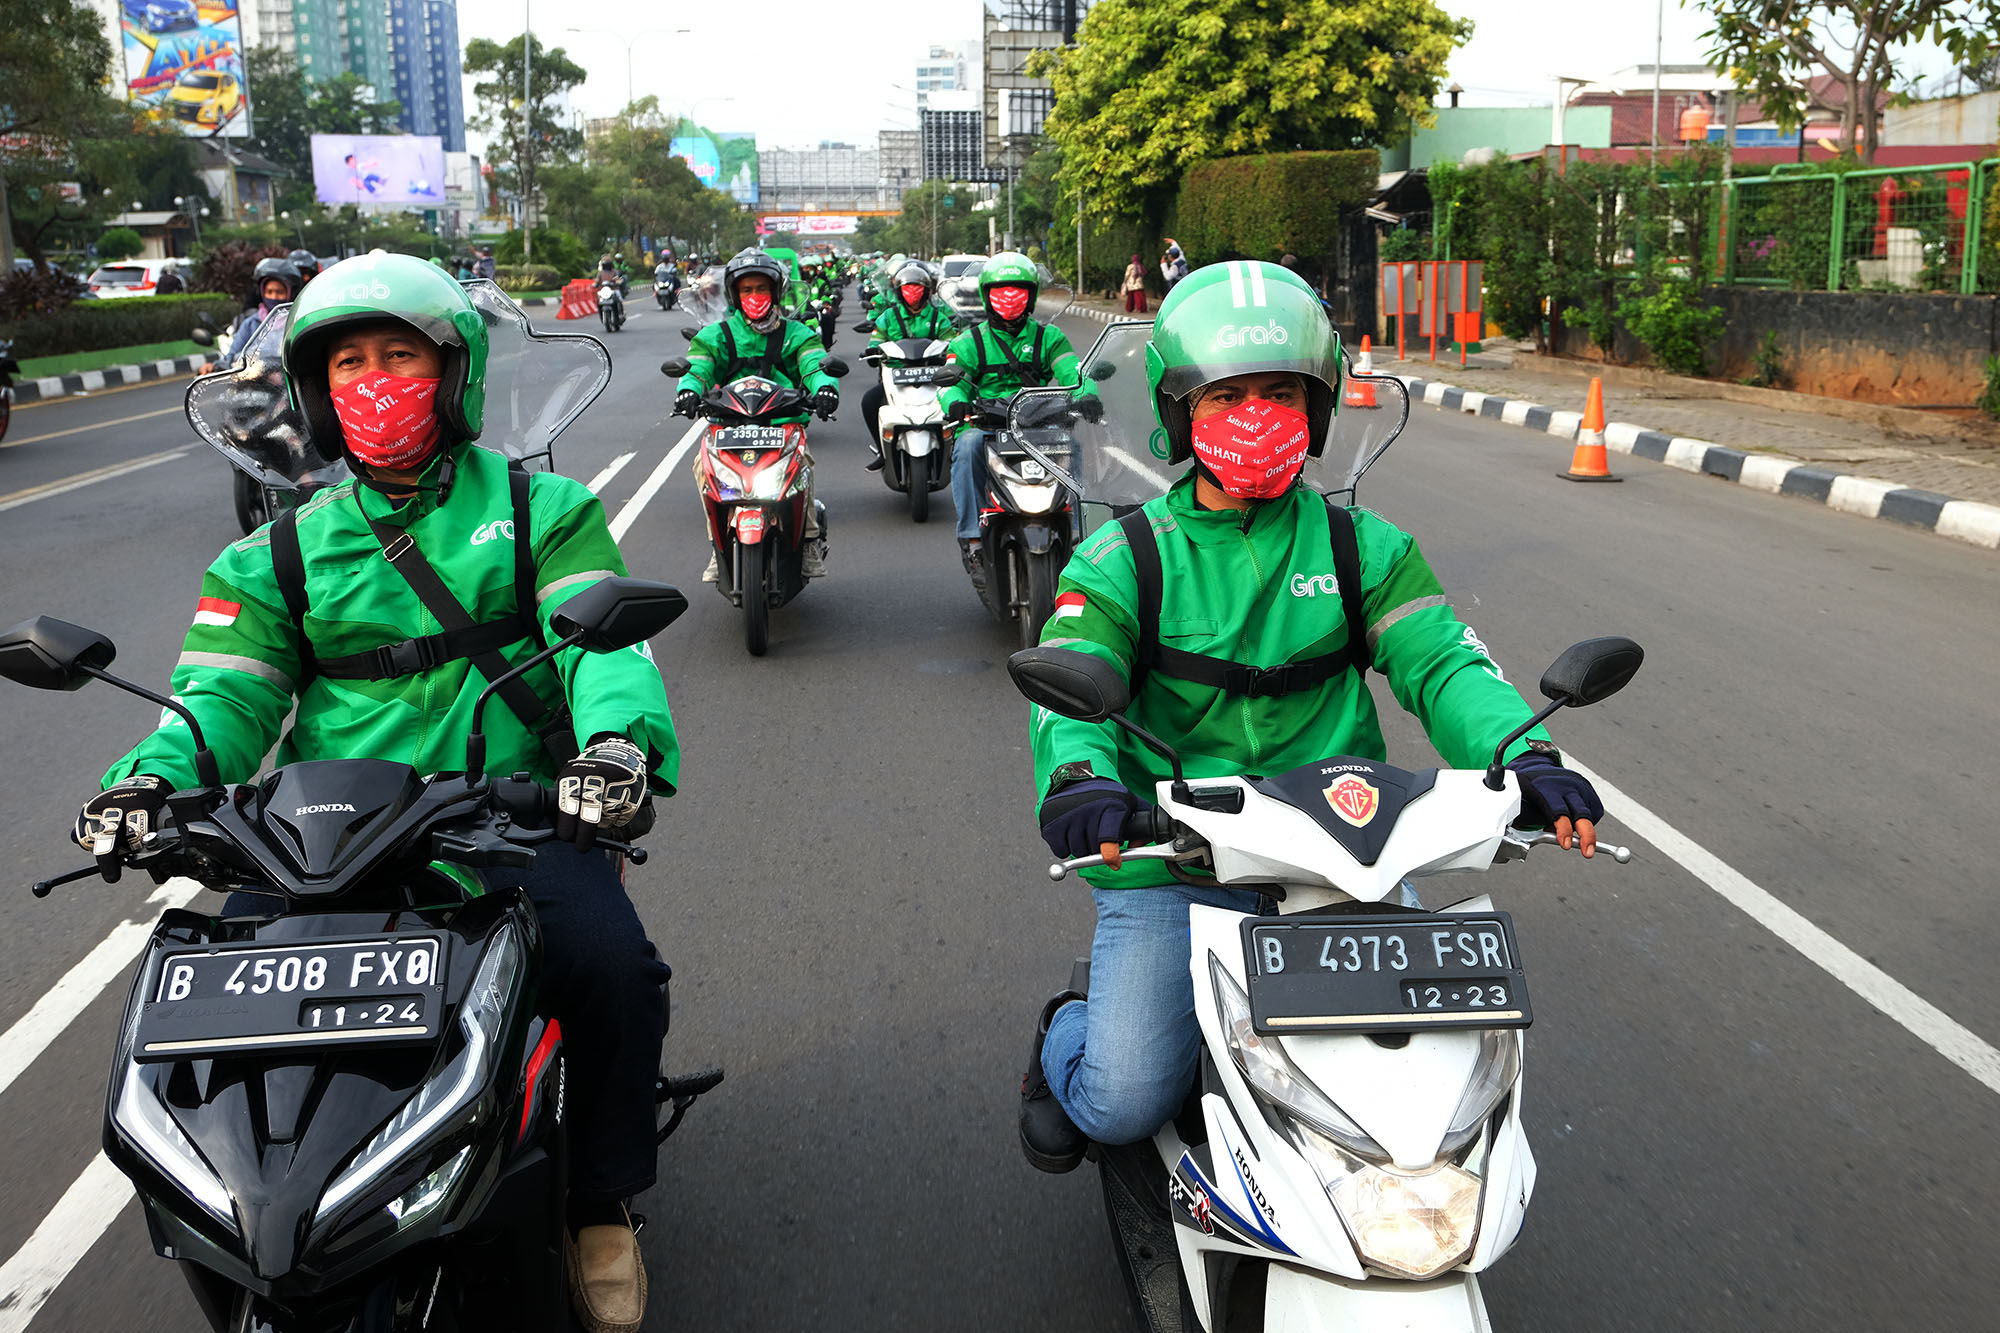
top-left (1323, 774), bottom-right (1379, 827)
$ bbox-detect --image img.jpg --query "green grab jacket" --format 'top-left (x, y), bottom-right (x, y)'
top-left (866, 301), bottom-right (957, 353)
top-left (935, 318), bottom-right (1082, 417)
top-left (105, 442), bottom-right (681, 796)
top-left (1031, 473), bottom-right (1550, 889)
top-left (676, 309), bottom-right (837, 425)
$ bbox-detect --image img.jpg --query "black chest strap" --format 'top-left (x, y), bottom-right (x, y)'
top-left (269, 469), bottom-right (578, 764)
top-left (1117, 497), bottom-right (1373, 700)
top-left (719, 321), bottom-right (786, 384)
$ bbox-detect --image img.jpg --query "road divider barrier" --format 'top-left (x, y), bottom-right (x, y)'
top-left (556, 279), bottom-right (600, 321)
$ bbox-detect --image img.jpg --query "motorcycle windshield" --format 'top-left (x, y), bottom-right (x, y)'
top-left (1011, 321), bottom-right (1411, 540)
top-left (184, 280), bottom-right (612, 489)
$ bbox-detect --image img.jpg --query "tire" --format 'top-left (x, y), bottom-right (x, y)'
top-left (908, 455), bottom-right (930, 523)
top-left (0, 388), bottom-right (11, 443)
top-left (233, 469), bottom-right (272, 535)
top-left (740, 540), bottom-right (769, 657)
top-left (601, 305), bottom-right (612, 332)
top-left (1021, 549), bottom-right (1055, 649)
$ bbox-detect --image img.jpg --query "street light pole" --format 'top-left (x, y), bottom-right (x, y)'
top-left (523, 0), bottom-right (533, 261)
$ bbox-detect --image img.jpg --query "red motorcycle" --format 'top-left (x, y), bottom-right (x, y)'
top-left (661, 361), bottom-right (845, 655)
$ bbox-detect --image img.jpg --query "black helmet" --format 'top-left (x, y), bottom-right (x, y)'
top-left (892, 261), bottom-right (936, 305)
top-left (723, 247), bottom-right (788, 311)
top-left (250, 256), bottom-right (303, 302)
top-left (286, 249), bottom-right (320, 280)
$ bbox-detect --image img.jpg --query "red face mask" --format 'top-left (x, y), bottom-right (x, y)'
top-left (739, 289), bottom-right (774, 320)
top-left (900, 282), bottom-right (928, 309)
top-left (987, 285), bottom-right (1031, 321)
top-left (1189, 397), bottom-right (1311, 499)
top-left (330, 371), bottom-right (444, 470)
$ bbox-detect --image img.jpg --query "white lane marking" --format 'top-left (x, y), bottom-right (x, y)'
top-left (0, 1153), bottom-right (134, 1332)
top-left (1572, 760), bottom-right (2000, 1096)
top-left (0, 878), bottom-right (203, 1103)
top-left (0, 405), bottom-right (182, 450)
top-left (585, 451), bottom-right (636, 495)
top-left (0, 449), bottom-right (190, 512)
top-left (608, 419), bottom-right (704, 543)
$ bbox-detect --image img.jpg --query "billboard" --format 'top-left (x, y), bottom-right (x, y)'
top-left (669, 126), bottom-right (759, 206)
top-left (311, 134), bottom-right (448, 208)
top-left (119, 0), bottom-right (251, 138)
top-left (757, 215), bottom-right (858, 236)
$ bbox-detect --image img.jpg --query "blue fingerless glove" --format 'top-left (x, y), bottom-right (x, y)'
top-left (1506, 752), bottom-right (1604, 830)
top-left (1038, 778), bottom-right (1138, 860)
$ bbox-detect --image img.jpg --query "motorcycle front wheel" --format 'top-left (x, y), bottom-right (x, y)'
top-left (907, 454), bottom-right (930, 523)
top-left (0, 387), bottom-right (12, 442)
top-left (740, 541), bottom-right (769, 657)
top-left (1019, 549), bottom-right (1055, 649)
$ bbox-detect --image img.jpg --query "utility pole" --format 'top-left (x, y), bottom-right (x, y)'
top-left (1649, 0), bottom-right (1663, 161)
top-left (523, 0), bottom-right (534, 262)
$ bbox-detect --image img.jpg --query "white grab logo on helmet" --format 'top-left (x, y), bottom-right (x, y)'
top-left (342, 279), bottom-right (393, 302)
top-left (1218, 320), bottom-right (1290, 349)
top-left (470, 519), bottom-right (515, 546)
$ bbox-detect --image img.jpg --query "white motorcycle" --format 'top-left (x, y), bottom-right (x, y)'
top-left (1006, 319), bottom-right (1640, 1330)
top-left (861, 336), bottom-right (953, 522)
top-left (1009, 635), bottom-right (1640, 1332)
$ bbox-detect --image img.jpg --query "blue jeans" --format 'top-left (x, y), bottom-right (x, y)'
top-left (950, 428), bottom-right (987, 540)
top-left (1041, 882), bottom-right (1267, 1145)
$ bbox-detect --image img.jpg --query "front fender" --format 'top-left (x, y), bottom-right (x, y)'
top-left (1021, 521), bottom-right (1060, 556)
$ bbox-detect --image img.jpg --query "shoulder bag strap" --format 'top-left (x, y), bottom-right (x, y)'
top-left (270, 504), bottom-right (316, 684)
top-left (1115, 509), bottom-right (1162, 697)
top-left (1325, 498), bottom-right (1375, 676)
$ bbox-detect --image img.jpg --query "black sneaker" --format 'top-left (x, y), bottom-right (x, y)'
top-left (1020, 991), bottom-right (1088, 1173)
top-left (865, 450), bottom-right (885, 472)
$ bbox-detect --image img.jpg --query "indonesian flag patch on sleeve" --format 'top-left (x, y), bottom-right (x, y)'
top-left (1051, 591), bottom-right (1087, 623)
top-left (193, 596), bottom-right (241, 628)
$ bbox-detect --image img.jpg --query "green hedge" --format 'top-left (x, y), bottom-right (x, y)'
top-left (0, 293), bottom-right (240, 358)
top-left (495, 264), bottom-right (564, 293)
top-left (1175, 150), bottom-right (1380, 265)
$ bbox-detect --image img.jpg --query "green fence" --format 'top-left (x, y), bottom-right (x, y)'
top-left (1720, 160), bottom-right (1995, 294)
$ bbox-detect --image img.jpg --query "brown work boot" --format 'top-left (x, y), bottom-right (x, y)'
top-left (566, 1207), bottom-right (647, 1333)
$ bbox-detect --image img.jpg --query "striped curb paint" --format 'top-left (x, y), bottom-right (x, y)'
top-left (1395, 374), bottom-right (2000, 553)
top-left (11, 354), bottom-right (209, 405)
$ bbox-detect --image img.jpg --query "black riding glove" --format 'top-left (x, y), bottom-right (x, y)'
top-left (1506, 752), bottom-right (1604, 830)
top-left (74, 774), bottom-right (171, 857)
top-left (674, 389), bottom-right (702, 417)
top-left (1072, 395), bottom-right (1105, 423)
top-left (1038, 777), bottom-right (1138, 861)
top-left (946, 399), bottom-right (972, 422)
top-left (554, 736), bottom-right (650, 851)
top-left (811, 386), bottom-right (839, 418)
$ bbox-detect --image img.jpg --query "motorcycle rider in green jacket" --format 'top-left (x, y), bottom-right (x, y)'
top-left (73, 253), bottom-right (676, 1331)
top-left (860, 259), bottom-right (960, 467)
top-left (1017, 260), bottom-right (1607, 1173)
top-left (935, 251), bottom-right (1082, 591)
top-left (674, 246), bottom-right (840, 582)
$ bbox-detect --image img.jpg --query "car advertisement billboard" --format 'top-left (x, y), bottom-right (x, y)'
top-left (311, 134), bottom-right (448, 208)
top-left (669, 126), bottom-right (758, 206)
top-left (119, 0), bottom-right (251, 137)
top-left (757, 215), bottom-right (858, 236)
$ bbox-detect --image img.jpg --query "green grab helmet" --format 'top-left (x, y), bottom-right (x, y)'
top-left (978, 250), bottom-right (1040, 312)
top-left (1143, 259), bottom-right (1344, 465)
top-left (283, 250), bottom-right (490, 465)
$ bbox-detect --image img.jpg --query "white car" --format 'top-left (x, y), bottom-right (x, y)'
top-left (86, 259), bottom-right (184, 299)
top-left (935, 253), bottom-right (988, 318)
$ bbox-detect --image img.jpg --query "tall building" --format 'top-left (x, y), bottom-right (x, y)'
top-left (914, 42), bottom-right (978, 113)
top-left (387, 0), bottom-right (466, 151)
top-left (983, 0), bottom-right (1090, 168)
top-left (292, 0), bottom-right (347, 80)
top-left (878, 130), bottom-right (921, 208)
top-left (759, 143), bottom-right (882, 213)
top-left (920, 90), bottom-right (984, 182)
top-left (342, 0), bottom-right (395, 97)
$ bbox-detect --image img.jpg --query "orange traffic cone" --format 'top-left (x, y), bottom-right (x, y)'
top-left (1344, 335), bottom-right (1378, 407)
top-left (1559, 376), bottom-right (1620, 482)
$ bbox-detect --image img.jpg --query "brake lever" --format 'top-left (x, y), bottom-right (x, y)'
top-left (1048, 845), bottom-right (1185, 882)
top-left (504, 825), bottom-right (649, 866)
top-left (33, 864), bottom-right (111, 898)
top-left (1501, 831), bottom-right (1632, 864)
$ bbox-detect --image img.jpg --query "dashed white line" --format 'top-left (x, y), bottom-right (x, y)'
top-left (1572, 758), bottom-right (2000, 1096)
top-left (0, 449), bottom-right (191, 512)
top-left (0, 1154), bottom-right (133, 1332)
top-left (585, 451), bottom-right (636, 495)
top-left (608, 420), bottom-right (704, 543)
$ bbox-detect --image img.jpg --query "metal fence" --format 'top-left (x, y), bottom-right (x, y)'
top-left (1719, 159), bottom-right (1995, 294)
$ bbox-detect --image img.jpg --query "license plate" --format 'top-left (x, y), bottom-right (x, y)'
top-left (135, 934), bottom-right (447, 1060)
top-left (892, 367), bottom-right (941, 385)
top-left (1241, 914), bottom-right (1530, 1034)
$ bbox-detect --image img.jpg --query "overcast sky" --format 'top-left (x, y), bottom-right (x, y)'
top-left (451, 0), bottom-right (1968, 155)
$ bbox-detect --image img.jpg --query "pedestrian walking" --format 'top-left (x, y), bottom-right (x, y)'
top-left (1162, 239), bottom-right (1189, 291)
top-left (1121, 254), bottom-right (1149, 314)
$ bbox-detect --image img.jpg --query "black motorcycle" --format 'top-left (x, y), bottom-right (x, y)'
top-left (0, 578), bottom-right (721, 1332)
top-left (0, 337), bottom-right (19, 443)
top-left (952, 394), bottom-right (1081, 647)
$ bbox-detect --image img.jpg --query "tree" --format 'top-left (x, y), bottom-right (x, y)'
top-left (464, 34), bottom-right (587, 260)
top-left (541, 100), bottom-right (748, 260)
top-left (1032, 0), bottom-right (1469, 221)
top-left (1699, 0), bottom-right (2000, 161)
top-left (97, 226), bottom-right (143, 261)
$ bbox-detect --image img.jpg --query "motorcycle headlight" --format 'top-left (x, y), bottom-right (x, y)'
top-left (1291, 1120), bottom-right (1483, 1279)
top-left (385, 1145), bottom-right (472, 1229)
top-left (313, 923), bottom-right (520, 1225)
top-left (1438, 1029), bottom-right (1519, 1160)
top-left (1209, 953), bottom-right (1384, 1160)
top-left (113, 1059), bottom-right (238, 1234)
top-left (749, 464), bottom-right (791, 500)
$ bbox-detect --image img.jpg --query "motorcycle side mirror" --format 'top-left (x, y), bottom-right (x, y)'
top-left (190, 327), bottom-right (216, 347)
top-left (196, 311), bottom-right (218, 330)
top-left (661, 358), bottom-right (691, 378)
top-left (679, 326), bottom-right (700, 341)
top-left (851, 322), bottom-right (873, 333)
top-left (1087, 360), bottom-right (1117, 382)
top-left (1007, 646), bottom-right (1128, 722)
top-left (1540, 636), bottom-right (1644, 706)
top-left (0, 616), bottom-right (118, 691)
top-left (1482, 635), bottom-right (1644, 791)
top-left (549, 577), bottom-right (689, 652)
top-left (821, 357), bottom-right (849, 379)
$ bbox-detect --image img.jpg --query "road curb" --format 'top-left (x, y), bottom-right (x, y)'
top-left (10, 353), bottom-right (208, 405)
top-left (1396, 374), bottom-right (2000, 553)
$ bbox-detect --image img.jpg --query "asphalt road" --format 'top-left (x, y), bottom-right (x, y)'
top-left (0, 288), bottom-right (1997, 1331)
